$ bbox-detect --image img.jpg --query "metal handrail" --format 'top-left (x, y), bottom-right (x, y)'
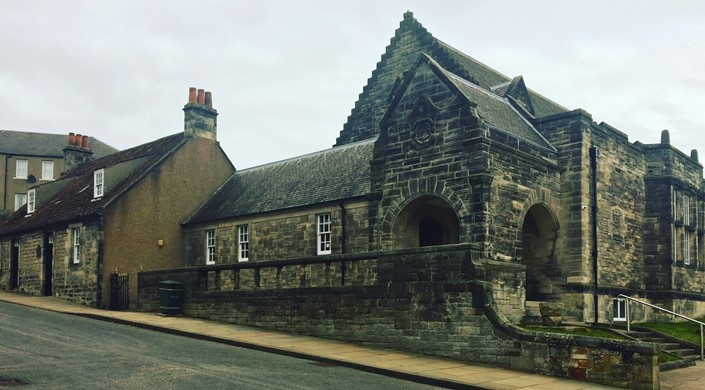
top-left (618, 294), bottom-right (704, 360)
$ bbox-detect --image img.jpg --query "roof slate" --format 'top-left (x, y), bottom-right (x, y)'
top-left (0, 130), bottom-right (118, 158)
top-left (0, 133), bottom-right (185, 235)
top-left (185, 140), bottom-right (374, 224)
top-left (336, 12), bottom-right (567, 145)
top-left (445, 72), bottom-right (552, 149)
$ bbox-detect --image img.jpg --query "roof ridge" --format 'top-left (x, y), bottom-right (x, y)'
top-left (238, 138), bottom-right (376, 174)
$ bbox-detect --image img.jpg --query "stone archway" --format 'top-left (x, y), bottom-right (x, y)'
top-left (521, 203), bottom-right (558, 301)
top-left (392, 195), bottom-right (460, 249)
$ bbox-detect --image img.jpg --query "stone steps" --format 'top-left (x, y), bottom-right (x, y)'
top-left (619, 329), bottom-right (700, 371)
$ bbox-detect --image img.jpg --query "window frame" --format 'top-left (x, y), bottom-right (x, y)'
top-left (317, 213), bottom-right (332, 255)
top-left (93, 169), bottom-right (104, 198)
top-left (27, 189), bottom-right (36, 214)
top-left (685, 233), bottom-right (691, 265)
top-left (72, 228), bottom-right (81, 264)
top-left (41, 160), bottom-right (54, 180)
top-left (613, 298), bottom-right (626, 322)
top-left (205, 229), bottom-right (216, 265)
top-left (14, 193), bottom-right (27, 211)
top-left (238, 225), bottom-right (249, 262)
top-left (15, 159), bottom-right (28, 179)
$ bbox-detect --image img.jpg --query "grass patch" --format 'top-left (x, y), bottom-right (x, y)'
top-left (637, 318), bottom-right (705, 346)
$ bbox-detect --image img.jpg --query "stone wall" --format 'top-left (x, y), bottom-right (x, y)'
top-left (138, 246), bottom-right (657, 390)
top-left (52, 223), bottom-right (102, 306)
top-left (183, 200), bottom-right (369, 266)
top-left (0, 221), bottom-right (102, 307)
top-left (14, 232), bottom-right (44, 295)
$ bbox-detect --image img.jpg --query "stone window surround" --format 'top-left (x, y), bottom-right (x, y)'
top-left (205, 229), bottom-right (216, 265)
top-left (238, 224), bottom-right (249, 262)
top-left (15, 159), bottom-right (28, 179)
top-left (71, 226), bottom-right (81, 265)
top-left (317, 213), bottom-right (332, 255)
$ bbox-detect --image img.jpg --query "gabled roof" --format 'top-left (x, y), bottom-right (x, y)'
top-left (185, 139), bottom-right (374, 225)
top-left (0, 133), bottom-right (186, 235)
top-left (335, 11), bottom-right (567, 146)
top-left (445, 72), bottom-right (553, 150)
top-left (382, 54), bottom-right (554, 151)
top-left (0, 130), bottom-right (118, 158)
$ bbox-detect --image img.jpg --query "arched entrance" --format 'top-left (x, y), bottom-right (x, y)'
top-left (521, 203), bottom-right (558, 301)
top-left (392, 196), bottom-right (460, 249)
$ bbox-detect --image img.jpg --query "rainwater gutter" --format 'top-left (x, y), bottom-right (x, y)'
top-left (339, 203), bottom-right (347, 285)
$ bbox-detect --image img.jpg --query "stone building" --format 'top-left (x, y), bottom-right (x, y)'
top-left (0, 88), bottom-right (234, 307)
top-left (0, 130), bottom-right (116, 217)
top-left (182, 12), bottom-right (705, 324)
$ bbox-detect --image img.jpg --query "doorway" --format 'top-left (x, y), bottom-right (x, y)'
top-left (43, 234), bottom-right (54, 296)
top-left (10, 240), bottom-right (19, 290)
top-left (392, 196), bottom-right (460, 249)
top-left (521, 204), bottom-right (558, 301)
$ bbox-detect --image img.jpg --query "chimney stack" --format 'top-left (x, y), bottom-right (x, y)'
top-left (63, 131), bottom-right (93, 173)
top-left (183, 86), bottom-right (218, 140)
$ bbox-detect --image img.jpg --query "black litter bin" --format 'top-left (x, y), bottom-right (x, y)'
top-left (159, 280), bottom-right (184, 315)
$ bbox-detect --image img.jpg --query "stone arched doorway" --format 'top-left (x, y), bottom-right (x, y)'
top-left (392, 195), bottom-right (460, 249)
top-left (521, 203), bottom-right (559, 301)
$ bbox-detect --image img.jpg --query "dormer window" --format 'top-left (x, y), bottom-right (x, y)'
top-left (94, 169), bottom-right (104, 198)
top-left (27, 189), bottom-right (36, 214)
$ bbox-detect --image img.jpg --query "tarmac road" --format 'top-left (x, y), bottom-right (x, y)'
top-left (0, 301), bottom-right (441, 390)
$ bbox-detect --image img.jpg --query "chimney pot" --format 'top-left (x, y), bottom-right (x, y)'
top-left (188, 87), bottom-right (197, 104)
top-left (75, 134), bottom-right (82, 146)
top-left (81, 135), bottom-right (89, 149)
top-left (197, 89), bottom-right (205, 105)
top-left (68, 132), bottom-right (76, 146)
top-left (205, 91), bottom-right (212, 108)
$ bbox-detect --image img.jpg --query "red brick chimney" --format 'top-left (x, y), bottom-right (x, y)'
top-left (183, 87), bottom-right (217, 140)
top-left (63, 131), bottom-right (93, 173)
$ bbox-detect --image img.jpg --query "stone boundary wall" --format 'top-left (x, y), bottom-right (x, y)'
top-left (138, 246), bottom-right (657, 389)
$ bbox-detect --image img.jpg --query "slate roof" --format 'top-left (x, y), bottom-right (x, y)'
top-left (0, 130), bottom-right (118, 158)
top-left (435, 39), bottom-right (566, 118)
top-left (336, 11), bottom-right (567, 145)
top-left (0, 133), bottom-right (186, 235)
top-left (185, 139), bottom-right (374, 224)
top-left (445, 71), bottom-right (554, 150)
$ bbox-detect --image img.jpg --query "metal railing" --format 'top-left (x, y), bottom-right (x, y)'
top-left (618, 294), bottom-right (704, 360)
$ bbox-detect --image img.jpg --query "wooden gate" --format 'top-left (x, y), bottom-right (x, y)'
top-left (110, 273), bottom-right (129, 310)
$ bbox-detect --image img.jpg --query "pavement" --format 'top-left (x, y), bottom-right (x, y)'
top-left (0, 292), bottom-right (703, 390)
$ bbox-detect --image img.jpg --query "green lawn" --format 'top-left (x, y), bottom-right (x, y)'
top-left (637, 318), bottom-right (705, 346)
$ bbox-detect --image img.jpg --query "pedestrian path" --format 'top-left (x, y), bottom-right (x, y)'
top-left (1, 291), bottom-right (689, 390)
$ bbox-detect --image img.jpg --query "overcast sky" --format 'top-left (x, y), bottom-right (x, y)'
top-left (2, 1), bottom-right (704, 171)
